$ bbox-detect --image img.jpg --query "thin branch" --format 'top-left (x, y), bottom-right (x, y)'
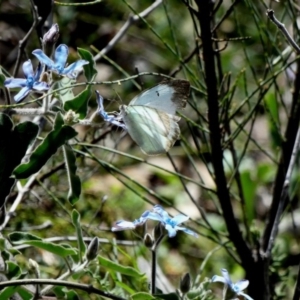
top-left (266, 127), bottom-right (300, 257)
top-left (151, 249), bottom-right (157, 294)
top-left (14, 236), bottom-right (137, 250)
top-left (211, 0), bottom-right (242, 33)
top-left (93, 0), bottom-right (162, 62)
top-left (0, 279), bottom-right (126, 300)
top-left (41, 260), bottom-right (89, 295)
top-left (13, 0), bottom-right (41, 77)
top-left (266, 9), bottom-right (300, 54)
top-left (293, 259), bottom-right (300, 300)
top-left (195, 0), bottom-right (253, 267)
top-left (0, 174), bottom-right (39, 231)
top-left (263, 18), bottom-right (300, 251)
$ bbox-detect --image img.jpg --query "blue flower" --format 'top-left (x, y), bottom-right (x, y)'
top-left (111, 205), bottom-right (198, 238)
top-left (4, 60), bottom-right (49, 103)
top-left (212, 269), bottom-right (253, 300)
top-left (151, 205), bottom-right (198, 238)
top-left (95, 91), bottom-right (126, 129)
top-left (112, 210), bottom-right (155, 231)
top-left (32, 44), bottom-right (89, 79)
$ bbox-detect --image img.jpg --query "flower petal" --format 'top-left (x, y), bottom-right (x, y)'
top-left (141, 211), bottom-right (164, 223)
top-left (165, 224), bottom-right (177, 237)
top-left (132, 210), bottom-right (152, 226)
top-left (54, 44), bottom-right (69, 72)
top-left (238, 291), bottom-right (254, 300)
top-left (32, 49), bottom-right (54, 69)
top-left (153, 205), bottom-right (170, 221)
top-left (22, 60), bottom-right (34, 78)
top-left (14, 86), bottom-right (31, 103)
top-left (62, 59), bottom-right (89, 78)
top-left (211, 275), bottom-right (227, 284)
top-left (176, 226), bottom-right (198, 237)
top-left (171, 214), bottom-right (189, 225)
top-left (34, 63), bottom-right (43, 82)
top-left (233, 279), bottom-right (249, 292)
top-left (33, 81), bottom-right (50, 91)
top-left (221, 269), bottom-right (232, 286)
top-left (111, 220), bottom-right (136, 231)
top-left (96, 91), bottom-right (105, 114)
top-left (4, 78), bottom-right (27, 88)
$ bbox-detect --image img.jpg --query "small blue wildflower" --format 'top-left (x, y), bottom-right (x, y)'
top-left (111, 210), bottom-right (153, 231)
top-left (95, 91), bottom-right (126, 129)
top-left (151, 205), bottom-right (198, 238)
top-left (111, 205), bottom-right (198, 238)
top-left (32, 44), bottom-right (89, 79)
top-left (4, 60), bottom-right (49, 103)
top-left (212, 269), bottom-right (253, 300)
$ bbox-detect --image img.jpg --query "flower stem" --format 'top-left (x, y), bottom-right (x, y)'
top-left (151, 248), bottom-right (156, 295)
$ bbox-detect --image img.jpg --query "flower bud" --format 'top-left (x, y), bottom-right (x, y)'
top-left (180, 272), bottom-right (191, 294)
top-left (143, 233), bottom-right (154, 248)
top-left (28, 259), bottom-right (40, 278)
top-left (64, 110), bottom-right (80, 125)
top-left (154, 222), bottom-right (164, 240)
top-left (86, 237), bottom-right (99, 261)
top-left (43, 23), bottom-right (59, 45)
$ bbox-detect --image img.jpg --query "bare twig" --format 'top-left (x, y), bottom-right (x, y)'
top-left (266, 127), bottom-right (300, 257)
top-left (13, 0), bottom-right (41, 77)
top-left (293, 259), bottom-right (300, 300)
top-left (266, 9), bottom-right (300, 54)
top-left (93, 0), bottom-right (163, 62)
top-left (0, 174), bottom-right (39, 231)
top-left (14, 236), bottom-right (137, 250)
top-left (0, 279), bottom-right (126, 300)
top-left (263, 10), bottom-right (300, 251)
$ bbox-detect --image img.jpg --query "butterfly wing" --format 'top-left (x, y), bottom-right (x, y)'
top-left (129, 79), bottom-right (190, 115)
top-left (121, 105), bottom-right (180, 155)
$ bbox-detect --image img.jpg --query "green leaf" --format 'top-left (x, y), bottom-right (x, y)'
top-left (240, 170), bottom-right (256, 224)
top-left (0, 114), bottom-right (39, 206)
top-left (77, 48), bottom-right (97, 82)
top-left (63, 48), bottom-right (97, 118)
top-left (264, 93), bottom-right (282, 148)
top-left (63, 145), bottom-right (81, 204)
top-left (53, 286), bottom-right (66, 298)
top-left (13, 113), bottom-right (77, 179)
top-left (15, 287), bottom-right (33, 300)
top-left (0, 238), bottom-right (5, 250)
top-left (57, 77), bottom-right (76, 104)
top-left (64, 86), bottom-right (91, 119)
top-left (6, 261), bottom-right (21, 279)
top-left (0, 287), bottom-right (18, 299)
top-left (9, 232), bottom-right (42, 243)
top-left (65, 290), bottom-right (80, 300)
top-left (154, 293), bottom-right (179, 300)
top-left (131, 292), bottom-right (156, 300)
top-left (0, 73), bottom-right (5, 88)
top-left (116, 280), bottom-right (135, 295)
top-left (12, 240), bottom-right (77, 257)
top-left (71, 209), bottom-right (86, 260)
top-left (9, 232), bottom-right (77, 257)
top-left (54, 111), bottom-right (65, 129)
top-left (98, 255), bottom-right (143, 277)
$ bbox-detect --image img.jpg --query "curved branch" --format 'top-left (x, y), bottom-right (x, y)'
top-left (0, 279), bottom-right (126, 300)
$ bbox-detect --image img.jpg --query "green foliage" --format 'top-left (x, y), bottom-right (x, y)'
top-left (13, 113), bottom-right (77, 179)
top-left (64, 146), bottom-right (81, 204)
top-left (0, 113), bottom-right (38, 206)
top-left (1, 0), bottom-right (300, 299)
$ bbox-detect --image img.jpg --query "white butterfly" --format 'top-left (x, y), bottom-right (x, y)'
top-left (96, 79), bottom-right (190, 155)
